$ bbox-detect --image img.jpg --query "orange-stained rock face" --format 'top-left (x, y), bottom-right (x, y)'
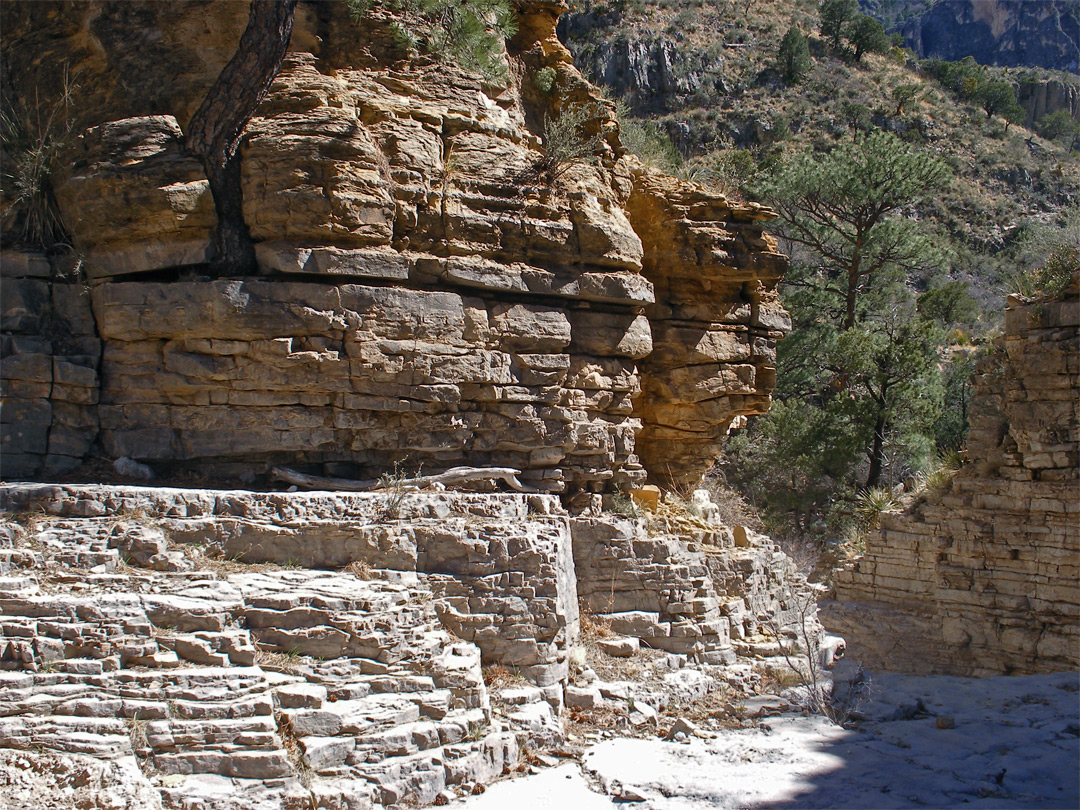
top-left (0, 0), bottom-right (787, 492)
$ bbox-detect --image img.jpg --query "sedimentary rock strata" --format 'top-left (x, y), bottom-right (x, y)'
top-left (0, 483), bottom-right (816, 807)
top-left (0, 5), bottom-right (807, 803)
top-left (573, 510), bottom-right (814, 664)
top-left (0, 0), bottom-right (787, 492)
top-left (825, 277), bottom-right (1080, 676)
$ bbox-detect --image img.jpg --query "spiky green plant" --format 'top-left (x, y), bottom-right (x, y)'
top-left (348, 0), bottom-right (516, 81)
top-left (855, 486), bottom-right (900, 530)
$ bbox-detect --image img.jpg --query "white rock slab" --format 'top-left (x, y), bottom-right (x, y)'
top-left (459, 764), bottom-right (612, 809)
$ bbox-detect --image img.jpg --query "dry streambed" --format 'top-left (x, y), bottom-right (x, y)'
top-left (460, 671), bottom-right (1080, 810)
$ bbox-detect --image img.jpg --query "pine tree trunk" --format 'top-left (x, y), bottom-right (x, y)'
top-left (843, 267), bottom-right (859, 330)
top-left (185, 0), bottom-right (297, 275)
top-left (866, 410), bottom-right (887, 488)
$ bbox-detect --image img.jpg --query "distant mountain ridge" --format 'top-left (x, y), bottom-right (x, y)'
top-left (888, 0), bottom-right (1080, 71)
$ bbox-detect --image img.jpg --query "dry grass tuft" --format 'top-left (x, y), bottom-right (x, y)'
top-left (579, 609), bottom-right (614, 642)
top-left (346, 559), bottom-right (374, 580)
top-left (483, 663), bottom-right (526, 689)
top-left (255, 645), bottom-right (306, 675)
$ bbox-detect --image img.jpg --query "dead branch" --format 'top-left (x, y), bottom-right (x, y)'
top-left (271, 465), bottom-right (536, 493)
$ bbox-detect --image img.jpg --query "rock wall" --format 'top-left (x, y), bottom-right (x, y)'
top-left (0, 483), bottom-right (816, 807)
top-left (1018, 74), bottom-right (1080, 127)
top-left (572, 512), bottom-right (815, 665)
top-left (1, 485), bottom-right (578, 686)
top-left (0, 486), bottom-right (533, 808)
top-left (0, 255), bottom-right (100, 477)
top-left (824, 277), bottom-right (1080, 676)
top-left (0, 0), bottom-right (786, 493)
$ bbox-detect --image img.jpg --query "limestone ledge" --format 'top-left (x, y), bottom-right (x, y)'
top-left (1, 485), bottom-right (577, 686)
top-left (0, 476), bottom-right (820, 809)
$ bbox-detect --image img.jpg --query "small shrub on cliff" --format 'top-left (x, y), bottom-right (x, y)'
top-left (347, 0), bottom-right (516, 81)
top-left (483, 663), bottom-right (526, 688)
top-left (618, 105), bottom-right (682, 173)
top-left (1007, 206), bottom-right (1080, 299)
top-left (0, 65), bottom-right (76, 249)
top-left (908, 451), bottom-right (962, 497)
top-left (536, 102), bottom-right (608, 181)
top-left (682, 147), bottom-right (759, 197)
top-left (608, 491), bottom-right (640, 519)
top-left (534, 66), bottom-right (558, 94)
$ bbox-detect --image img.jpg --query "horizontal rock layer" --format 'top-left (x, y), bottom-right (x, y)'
top-left (825, 279), bottom-right (1080, 676)
top-left (0, 0), bottom-right (787, 491)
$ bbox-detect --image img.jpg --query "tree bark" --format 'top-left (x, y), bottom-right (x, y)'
top-left (271, 466), bottom-right (537, 493)
top-left (866, 409), bottom-right (887, 488)
top-left (843, 266), bottom-right (860, 330)
top-left (185, 0), bottom-right (297, 275)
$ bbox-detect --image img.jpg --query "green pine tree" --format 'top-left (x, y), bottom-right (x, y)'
top-left (725, 133), bottom-right (955, 534)
top-left (976, 79), bottom-right (1019, 119)
top-left (758, 131), bottom-right (951, 331)
top-left (846, 14), bottom-right (889, 62)
top-left (777, 25), bottom-right (811, 84)
top-left (820, 0), bottom-right (858, 50)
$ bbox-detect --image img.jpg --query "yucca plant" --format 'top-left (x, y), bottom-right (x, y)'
top-left (909, 450), bottom-right (963, 496)
top-left (854, 486), bottom-right (900, 531)
top-left (0, 67), bottom-right (77, 249)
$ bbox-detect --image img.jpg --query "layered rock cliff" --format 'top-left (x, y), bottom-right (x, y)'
top-left (824, 275), bottom-right (1080, 676)
top-left (0, 0), bottom-right (787, 494)
top-left (899, 0), bottom-right (1080, 72)
top-left (0, 481), bottom-right (819, 808)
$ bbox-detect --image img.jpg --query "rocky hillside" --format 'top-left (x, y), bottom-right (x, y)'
top-left (559, 0), bottom-right (1079, 300)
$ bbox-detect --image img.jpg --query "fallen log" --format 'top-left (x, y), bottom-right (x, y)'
top-left (271, 465), bottom-right (536, 493)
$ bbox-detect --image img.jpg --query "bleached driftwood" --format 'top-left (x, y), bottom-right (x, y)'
top-left (271, 465), bottom-right (535, 493)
